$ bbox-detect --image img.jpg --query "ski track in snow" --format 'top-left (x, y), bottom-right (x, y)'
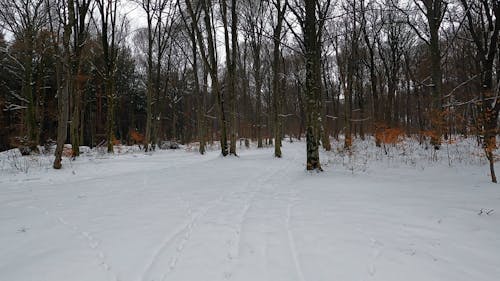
top-left (140, 152), bottom-right (288, 281)
top-left (282, 154), bottom-right (307, 281)
top-left (286, 202), bottom-right (305, 281)
top-left (223, 148), bottom-right (302, 280)
top-left (215, 146), bottom-right (306, 281)
top-left (278, 153), bottom-right (307, 281)
top-left (157, 149), bottom-right (302, 281)
top-left (139, 189), bottom-right (234, 281)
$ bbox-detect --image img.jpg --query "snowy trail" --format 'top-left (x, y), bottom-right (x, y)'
top-left (1, 142), bottom-right (500, 281)
top-left (151, 146), bottom-right (303, 281)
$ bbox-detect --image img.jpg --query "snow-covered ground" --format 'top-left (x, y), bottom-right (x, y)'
top-left (1, 139), bottom-right (499, 281)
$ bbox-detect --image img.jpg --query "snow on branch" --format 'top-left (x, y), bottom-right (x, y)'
top-left (9, 91), bottom-right (29, 103)
top-left (4, 103), bottom-right (27, 111)
top-left (350, 117), bottom-right (371, 122)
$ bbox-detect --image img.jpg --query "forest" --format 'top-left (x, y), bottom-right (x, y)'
top-left (0, 0), bottom-right (499, 180)
top-left (1, 1), bottom-right (500, 280)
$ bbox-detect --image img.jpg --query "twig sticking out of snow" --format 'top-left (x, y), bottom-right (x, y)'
top-left (478, 209), bottom-right (494, 216)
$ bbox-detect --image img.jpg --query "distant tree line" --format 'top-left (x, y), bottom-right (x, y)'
top-left (0, 0), bottom-right (499, 181)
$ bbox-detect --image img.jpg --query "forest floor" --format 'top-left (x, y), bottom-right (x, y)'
top-left (1, 138), bottom-right (499, 281)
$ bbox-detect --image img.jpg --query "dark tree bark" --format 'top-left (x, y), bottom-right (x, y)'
top-left (271, 0), bottom-right (286, 158)
top-left (141, 0), bottom-right (155, 152)
top-left (70, 0), bottom-right (91, 157)
top-left (221, 0), bottom-right (238, 155)
top-left (304, 0), bottom-right (322, 170)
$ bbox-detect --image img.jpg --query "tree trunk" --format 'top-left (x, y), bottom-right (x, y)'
top-left (71, 80), bottom-right (81, 157)
top-left (254, 48), bottom-right (263, 148)
top-left (427, 3), bottom-right (444, 149)
top-left (54, 79), bottom-right (70, 169)
top-left (106, 78), bottom-right (115, 153)
top-left (143, 4), bottom-right (154, 152)
top-left (304, 0), bottom-right (322, 170)
top-left (189, 20), bottom-right (206, 154)
top-left (272, 1), bottom-right (285, 158)
top-left (54, 0), bottom-right (75, 169)
top-left (321, 63), bottom-right (331, 151)
top-left (199, 0), bottom-right (228, 156)
top-left (230, 0), bottom-right (238, 155)
top-left (221, 0), bottom-right (237, 156)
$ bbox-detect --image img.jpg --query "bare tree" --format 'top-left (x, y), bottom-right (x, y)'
top-left (95, 0), bottom-right (121, 153)
top-left (220, 0), bottom-right (238, 155)
top-left (303, 0), bottom-right (322, 170)
top-left (140, 0), bottom-right (157, 152)
top-left (360, 0), bottom-right (382, 146)
top-left (185, 0), bottom-right (228, 156)
top-left (138, 0), bottom-right (176, 151)
top-left (271, 0), bottom-right (287, 158)
top-left (47, 0), bottom-right (69, 169)
top-left (460, 0), bottom-right (500, 183)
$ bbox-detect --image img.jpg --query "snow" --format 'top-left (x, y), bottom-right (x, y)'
top-left (1, 139), bottom-right (499, 281)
